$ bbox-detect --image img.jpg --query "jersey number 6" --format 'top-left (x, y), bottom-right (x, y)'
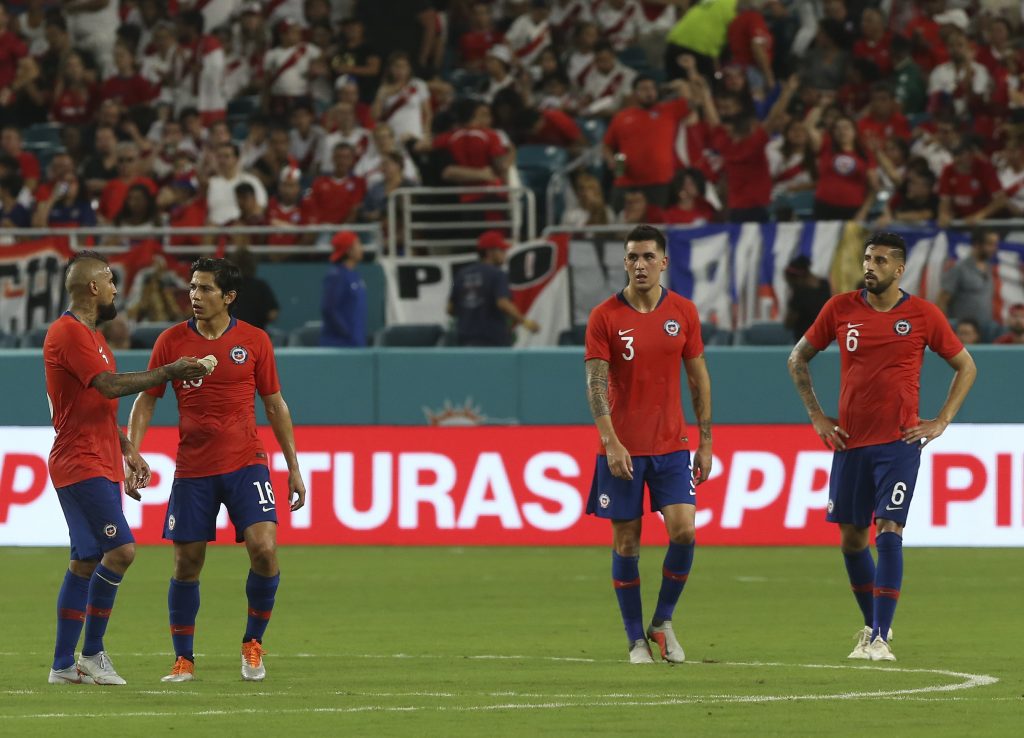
top-left (846, 328), bottom-right (859, 352)
top-left (620, 335), bottom-right (635, 361)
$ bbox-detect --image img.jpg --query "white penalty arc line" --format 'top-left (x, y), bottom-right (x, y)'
top-left (1, 661), bottom-right (1000, 719)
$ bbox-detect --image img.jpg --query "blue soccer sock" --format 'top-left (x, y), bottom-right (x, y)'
top-left (168, 579), bottom-right (200, 661)
top-left (611, 551), bottom-right (644, 643)
top-left (843, 547), bottom-right (876, 627)
top-left (243, 570), bottom-right (280, 643)
top-left (52, 570), bottom-right (90, 670)
top-left (81, 564), bottom-right (123, 657)
top-left (873, 532), bottom-right (903, 642)
top-left (653, 541), bottom-right (694, 624)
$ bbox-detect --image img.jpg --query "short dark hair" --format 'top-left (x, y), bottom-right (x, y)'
top-left (864, 232), bottom-right (907, 262)
top-left (234, 182), bottom-right (256, 198)
top-left (957, 317), bottom-right (981, 332)
top-left (0, 173), bottom-right (23, 198)
top-left (624, 224), bottom-right (666, 254)
top-left (190, 257), bottom-right (242, 311)
top-left (632, 74), bottom-right (656, 91)
top-left (180, 10), bottom-right (204, 33)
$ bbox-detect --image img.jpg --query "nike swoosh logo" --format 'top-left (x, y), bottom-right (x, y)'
top-left (688, 489), bottom-right (696, 496)
top-left (261, 506), bottom-right (275, 512)
top-left (847, 323), bottom-right (863, 329)
top-left (618, 328), bottom-right (634, 335)
top-left (885, 505), bottom-right (902, 511)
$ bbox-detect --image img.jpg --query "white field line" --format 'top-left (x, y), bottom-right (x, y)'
top-left (0, 660), bottom-right (1001, 719)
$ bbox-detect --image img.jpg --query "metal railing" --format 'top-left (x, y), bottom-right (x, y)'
top-left (386, 185), bottom-right (536, 255)
top-left (0, 224), bottom-right (383, 256)
top-left (545, 146), bottom-right (604, 228)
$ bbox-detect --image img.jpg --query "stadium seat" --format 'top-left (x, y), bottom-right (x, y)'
top-left (737, 321), bottom-right (794, 346)
top-left (557, 324), bottom-right (587, 346)
top-left (131, 321), bottom-right (176, 349)
top-left (265, 326), bottom-right (288, 347)
top-left (617, 46), bottom-right (650, 73)
top-left (288, 322), bottom-right (323, 347)
top-left (701, 322), bottom-right (734, 347)
top-left (19, 326), bottom-right (49, 348)
top-left (577, 118), bottom-right (607, 147)
top-left (227, 96), bottom-right (261, 118)
top-left (230, 120), bottom-right (250, 142)
top-left (517, 145), bottom-right (569, 172)
top-left (0, 332), bottom-right (18, 348)
top-left (24, 123), bottom-right (63, 147)
top-left (375, 323), bottom-right (445, 347)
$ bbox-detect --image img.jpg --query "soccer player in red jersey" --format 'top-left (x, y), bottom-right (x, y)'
top-left (584, 224), bottom-right (713, 664)
top-left (787, 232), bottom-right (977, 661)
top-left (127, 258), bottom-right (306, 683)
top-left (44, 251), bottom-right (206, 686)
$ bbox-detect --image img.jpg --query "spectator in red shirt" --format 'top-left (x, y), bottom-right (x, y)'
top-left (101, 41), bottom-right (157, 109)
top-left (904, 0), bottom-right (948, 72)
top-left (603, 74), bottom-right (691, 208)
top-left (0, 5), bottom-right (28, 91)
top-left (459, 1), bottom-right (503, 72)
top-left (727, 0), bottom-right (775, 93)
top-left (766, 118), bottom-right (816, 200)
top-left (976, 18), bottom-right (1023, 81)
top-left (517, 107), bottom-right (585, 155)
top-left (430, 99), bottom-right (510, 186)
top-left (852, 7), bottom-right (892, 77)
top-left (701, 71), bottom-right (800, 222)
top-left (267, 166), bottom-right (307, 247)
top-left (0, 126), bottom-right (40, 192)
top-left (993, 304), bottom-right (1024, 345)
top-left (303, 142), bottom-right (367, 224)
top-left (159, 176), bottom-right (208, 246)
top-left (51, 52), bottom-right (98, 126)
top-left (663, 168), bottom-right (717, 224)
top-left (807, 102), bottom-right (879, 221)
top-left (618, 189), bottom-right (664, 225)
top-left (937, 140), bottom-right (1006, 227)
top-left (98, 143), bottom-right (159, 223)
top-left (858, 84), bottom-right (911, 147)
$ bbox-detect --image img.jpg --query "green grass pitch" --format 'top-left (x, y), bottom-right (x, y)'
top-left (1, 546), bottom-right (1020, 737)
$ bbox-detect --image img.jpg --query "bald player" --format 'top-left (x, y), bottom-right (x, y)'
top-left (44, 251), bottom-right (206, 686)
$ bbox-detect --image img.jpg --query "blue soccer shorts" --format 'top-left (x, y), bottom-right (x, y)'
top-left (586, 450), bottom-right (694, 520)
top-left (56, 477), bottom-right (135, 561)
top-left (826, 440), bottom-right (922, 528)
top-left (164, 464), bottom-right (279, 543)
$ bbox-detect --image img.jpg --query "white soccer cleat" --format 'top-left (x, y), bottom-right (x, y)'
top-left (241, 639), bottom-right (266, 681)
top-left (867, 637), bottom-right (896, 662)
top-left (161, 656), bottom-right (196, 683)
top-left (647, 621), bottom-right (686, 663)
top-left (47, 664), bottom-right (94, 685)
top-left (848, 626), bottom-right (872, 659)
top-left (76, 652), bottom-right (127, 685)
top-left (628, 638), bottom-right (656, 664)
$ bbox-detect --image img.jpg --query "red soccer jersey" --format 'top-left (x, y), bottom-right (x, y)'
top-left (99, 176), bottom-right (159, 222)
top-left (100, 74), bottom-right (157, 108)
top-left (803, 291), bottom-right (963, 449)
top-left (434, 127), bottom-right (507, 168)
top-left (16, 151), bottom-right (40, 183)
top-left (584, 289), bottom-right (704, 456)
top-left (43, 313), bottom-right (123, 488)
top-left (857, 113), bottom-right (910, 144)
top-left (938, 159), bottom-right (1002, 217)
top-left (605, 99), bottom-right (690, 187)
top-left (302, 175), bottom-right (366, 224)
top-left (728, 9), bottom-right (773, 68)
top-left (852, 33), bottom-right (894, 76)
top-left (815, 137), bottom-right (875, 209)
top-left (267, 197), bottom-right (305, 245)
top-left (710, 125), bottom-right (772, 209)
top-left (145, 318), bottom-right (281, 478)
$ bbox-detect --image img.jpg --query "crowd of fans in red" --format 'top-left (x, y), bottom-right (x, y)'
top-left (0, 0), bottom-right (1021, 243)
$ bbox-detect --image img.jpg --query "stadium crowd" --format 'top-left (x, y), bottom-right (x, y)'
top-left (1, 0), bottom-right (1024, 344)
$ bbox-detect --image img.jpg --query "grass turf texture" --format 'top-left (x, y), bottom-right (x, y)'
top-left (0, 546), bottom-right (1020, 737)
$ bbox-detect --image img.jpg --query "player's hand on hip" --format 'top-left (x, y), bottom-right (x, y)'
top-left (605, 440), bottom-right (633, 481)
top-left (813, 415), bottom-right (849, 451)
top-left (288, 468), bottom-right (307, 511)
top-left (902, 417), bottom-right (947, 447)
top-left (692, 445), bottom-right (712, 485)
top-left (165, 356), bottom-right (207, 380)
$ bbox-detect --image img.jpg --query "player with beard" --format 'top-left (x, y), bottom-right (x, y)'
top-left (787, 232), bottom-right (977, 661)
top-left (44, 251), bottom-right (206, 685)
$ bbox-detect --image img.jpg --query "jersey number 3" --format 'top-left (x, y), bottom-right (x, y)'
top-left (620, 335), bottom-right (635, 361)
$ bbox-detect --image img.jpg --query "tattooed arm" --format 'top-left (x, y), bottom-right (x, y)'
top-left (787, 337), bottom-right (848, 450)
top-left (585, 358), bottom-right (633, 481)
top-left (91, 357), bottom-right (206, 399)
top-left (683, 354), bottom-right (713, 484)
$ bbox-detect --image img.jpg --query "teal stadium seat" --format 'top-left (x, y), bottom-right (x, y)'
top-left (131, 321), bottom-right (176, 349)
top-left (24, 123), bottom-right (63, 147)
top-left (578, 118), bottom-right (607, 147)
top-left (517, 145), bottom-right (569, 224)
top-left (701, 322), bottom-right (734, 346)
top-left (557, 324), bottom-right (587, 346)
top-left (0, 332), bottom-right (18, 348)
top-left (265, 326), bottom-right (288, 347)
top-left (737, 321), bottom-right (794, 346)
top-left (19, 326), bottom-right (49, 348)
top-left (288, 321), bottom-right (323, 347)
top-left (375, 323), bottom-right (445, 347)
top-left (227, 96), bottom-right (261, 119)
top-left (617, 46), bottom-right (651, 73)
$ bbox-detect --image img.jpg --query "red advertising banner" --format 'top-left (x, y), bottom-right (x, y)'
top-left (1, 425), bottom-right (1021, 547)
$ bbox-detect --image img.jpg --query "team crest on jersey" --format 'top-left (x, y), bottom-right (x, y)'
top-left (168, 515), bottom-right (176, 531)
top-left (663, 319), bottom-right (680, 336)
top-left (893, 319), bottom-right (912, 336)
top-left (230, 345), bottom-right (249, 364)
top-left (599, 493), bottom-right (610, 509)
top-left (103, 523), bottom-right (117, 538)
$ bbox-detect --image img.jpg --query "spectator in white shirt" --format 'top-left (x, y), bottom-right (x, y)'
top-left (372, 51), bottom-right (432, 143)
top-left (206, 142), bottom-right (267, 225)
top-left (320, 101), bottom-right (372, 174)
top-left (66, 0), bottom-right (120, 76)
top-left (262, 19), bottom-right (322, 117)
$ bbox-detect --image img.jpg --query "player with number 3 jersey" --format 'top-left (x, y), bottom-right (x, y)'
top-left (127, 258), bottom-right (306, 683)
top-left (584, 225), bottom-right (713, 665)
top-left (788, 232), bottom-right (976, 662)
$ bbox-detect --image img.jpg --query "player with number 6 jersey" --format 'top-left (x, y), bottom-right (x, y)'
top-left (787, 232), bottom-right (976, 662)
top-left (127, 258), bottom-right (306, 683)
top-left (584, 224), bottom-right (713, 665)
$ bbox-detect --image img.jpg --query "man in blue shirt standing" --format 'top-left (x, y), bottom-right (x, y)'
top-left (321, 231), bottom-right (368, 347)
top-left (448, 231), bottom-right (539, 346)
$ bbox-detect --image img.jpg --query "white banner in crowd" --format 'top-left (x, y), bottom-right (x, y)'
top-left (381, 237), bottom-right (571, 346)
